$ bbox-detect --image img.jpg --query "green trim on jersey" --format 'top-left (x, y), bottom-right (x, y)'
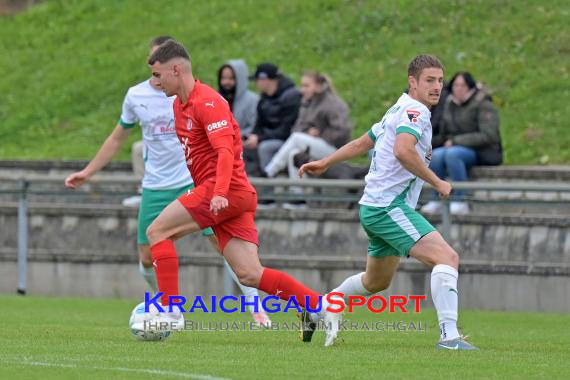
top-left (359, 200), bottom-right (435, 258)
top-left (396, 126), bottom-right (420, 142)
top-left (119, 119), bottom-right (136, 129)
top-left (367, 129), bottom-right (377, 142)
top-left (137, 184), bottom-right (214, 245)
top-left (397, 177), bottom-right (416, 202)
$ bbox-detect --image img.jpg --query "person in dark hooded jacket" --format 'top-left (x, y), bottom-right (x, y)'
top-left (421, 72), bottom-right (502, 215)
top-left (218, 60), bottom-right (260, 176)
top-left (245, 63), bottom-right (301, 172)
top-left (218, 60), bottom-right (259, 138)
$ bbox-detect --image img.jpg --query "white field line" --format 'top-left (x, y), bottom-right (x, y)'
top-left (3, 360), bottom-right (231, 380)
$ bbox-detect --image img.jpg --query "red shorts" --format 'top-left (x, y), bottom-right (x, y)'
top-left (177, 180), bottom-right (259, 252)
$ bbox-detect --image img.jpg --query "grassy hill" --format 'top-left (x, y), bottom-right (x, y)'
top-left (0, 0), bottom-right (569, 163)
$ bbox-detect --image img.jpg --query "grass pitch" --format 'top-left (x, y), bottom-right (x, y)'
top-left (0, 295), bottom-right (568, 379)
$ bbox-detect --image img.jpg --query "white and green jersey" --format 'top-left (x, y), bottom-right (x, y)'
top-left (359, 93), bottom-right (433, 209)
top-left (120, 80), bottom-right (192, 190)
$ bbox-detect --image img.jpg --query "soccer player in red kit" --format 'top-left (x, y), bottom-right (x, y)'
top-left (144, 40), bottom-right (344, 345)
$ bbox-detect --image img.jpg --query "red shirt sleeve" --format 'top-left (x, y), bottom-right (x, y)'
top-left (210, 136), bottom-right (234, 197)
top-left (197, 97), bottom-right (235, 197)
top-left (198, 97), bottom-right (235, 140)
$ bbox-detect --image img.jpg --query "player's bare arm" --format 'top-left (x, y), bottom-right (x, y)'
top-left (393, 133), bottom-right (451, 198)
top-left (65, 124), bottom-right (131, 189)
top-left (299, 132), bottom-right (374, 177)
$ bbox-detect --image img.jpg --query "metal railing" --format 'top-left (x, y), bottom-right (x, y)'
top-left (2, 173), bottom-right (570, 295)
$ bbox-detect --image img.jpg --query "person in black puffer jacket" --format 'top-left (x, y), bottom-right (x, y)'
top-left (245, 63), bottom-right (302, 173)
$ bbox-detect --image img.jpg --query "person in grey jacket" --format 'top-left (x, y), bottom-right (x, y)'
top-left (421, 71), bottom-right (502, 215)
top-left (245, 63), bottom-right (302, 171)
top-left (264, 71), bottom-right (353, 179)
top-left (218, 60), bottom-right (259, 138)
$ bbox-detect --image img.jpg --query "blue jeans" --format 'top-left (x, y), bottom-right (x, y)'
top-left (429, 146), bottom-right (477, 199)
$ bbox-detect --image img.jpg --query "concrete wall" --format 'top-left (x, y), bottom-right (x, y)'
top-left (1, 204), bottom-right (569, 312)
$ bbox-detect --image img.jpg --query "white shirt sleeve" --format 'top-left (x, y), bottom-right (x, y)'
top-left (119, 91), bottom-right (138, 128)
top-left (395, 106), bottom-right (430, 142)
top-left (367, 120), bottom-right (386, 142)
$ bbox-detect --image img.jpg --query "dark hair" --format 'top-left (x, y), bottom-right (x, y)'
top-left (448, 71), bottom-right (477, 91)
top-left (407, 55), bottom-right (444, 80)
top-left (148, 40), bottom-right (190, 65)
top-left (302, 70), bottom-right (336, 95)
top-left (218, 64), bottom-right (234, 78)
top-left (149, 35), bottom-right (174, 48)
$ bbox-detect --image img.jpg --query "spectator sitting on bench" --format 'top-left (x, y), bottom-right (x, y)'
top-left (263, 71), bottom-right (353, 179)
top-left (217, 59), bottom-right (260, 176)
top-left (245, 63), bottom-right (301, 174)
top-left (421, 71), bottom-right (502, 215)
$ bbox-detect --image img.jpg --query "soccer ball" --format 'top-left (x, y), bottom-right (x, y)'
top-left (129, 301), bottom-right (172, 341)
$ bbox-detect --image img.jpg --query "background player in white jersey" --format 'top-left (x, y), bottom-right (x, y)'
top-left (64, 36), bottom-right (271, 326)
top-left (299, 55), bottom-right (478, 350)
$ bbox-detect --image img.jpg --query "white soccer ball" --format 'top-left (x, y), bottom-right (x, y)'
top-left (129, 301), bottom-right (171, 341)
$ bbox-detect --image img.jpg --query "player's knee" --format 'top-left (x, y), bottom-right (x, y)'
top-left (440, 248), bottom-right (459, 268)
top-left (237, 273), bottom-right (257, 288)
top-left (146, 223), bottom-right (162, 245)
top-left (449, 250), bottom-right (459, 267)
top-left (365, 278), bottom-right (391, 293)
top-left (235, 268), bottom-right (261, 288)
top-left (139, 256), bottom-right (153, 267)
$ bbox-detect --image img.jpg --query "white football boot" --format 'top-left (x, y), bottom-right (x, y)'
top-left (322, 293), bottom-right (345, 347)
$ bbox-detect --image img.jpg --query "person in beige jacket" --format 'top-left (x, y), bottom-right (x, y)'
top-left (264, 71), bottom-right (353, 179)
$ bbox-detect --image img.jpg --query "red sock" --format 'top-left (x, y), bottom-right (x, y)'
top-left (150, 240), bottom-right (179, 306)
top-left (259, 268), bottom-right (321, 309)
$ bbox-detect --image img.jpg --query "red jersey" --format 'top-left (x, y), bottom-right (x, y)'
top-left (173, 80), bottom-right (254, 195)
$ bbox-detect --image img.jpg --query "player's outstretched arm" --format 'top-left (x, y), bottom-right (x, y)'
top-left (393, 133), bottom-right (451, 198)
top-left (64, 124), bottom-right (131, 189)
top-left (299, 132), bottom-right (374, 177)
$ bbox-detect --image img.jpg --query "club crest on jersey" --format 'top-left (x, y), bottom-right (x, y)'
top-left (406, 110), bottom-right (421, 123)
top-left (186, 119), bottom-right (193, 131)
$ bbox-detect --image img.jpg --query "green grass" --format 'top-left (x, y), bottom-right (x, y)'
top-left (0, 295), bottom-right (568, 379)
top-left (0, 0), bottom-right (569, 163)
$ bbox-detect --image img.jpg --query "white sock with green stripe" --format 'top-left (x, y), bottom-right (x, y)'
top-left (139, 261), bottom-right (158, 295)
top-left (431, 264), bottom-right (460, 341)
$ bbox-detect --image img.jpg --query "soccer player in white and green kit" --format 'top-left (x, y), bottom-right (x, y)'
top-left (299, 55), bottom-right (478, 350)
top-left (65, 36), bottom-right (271, 326)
